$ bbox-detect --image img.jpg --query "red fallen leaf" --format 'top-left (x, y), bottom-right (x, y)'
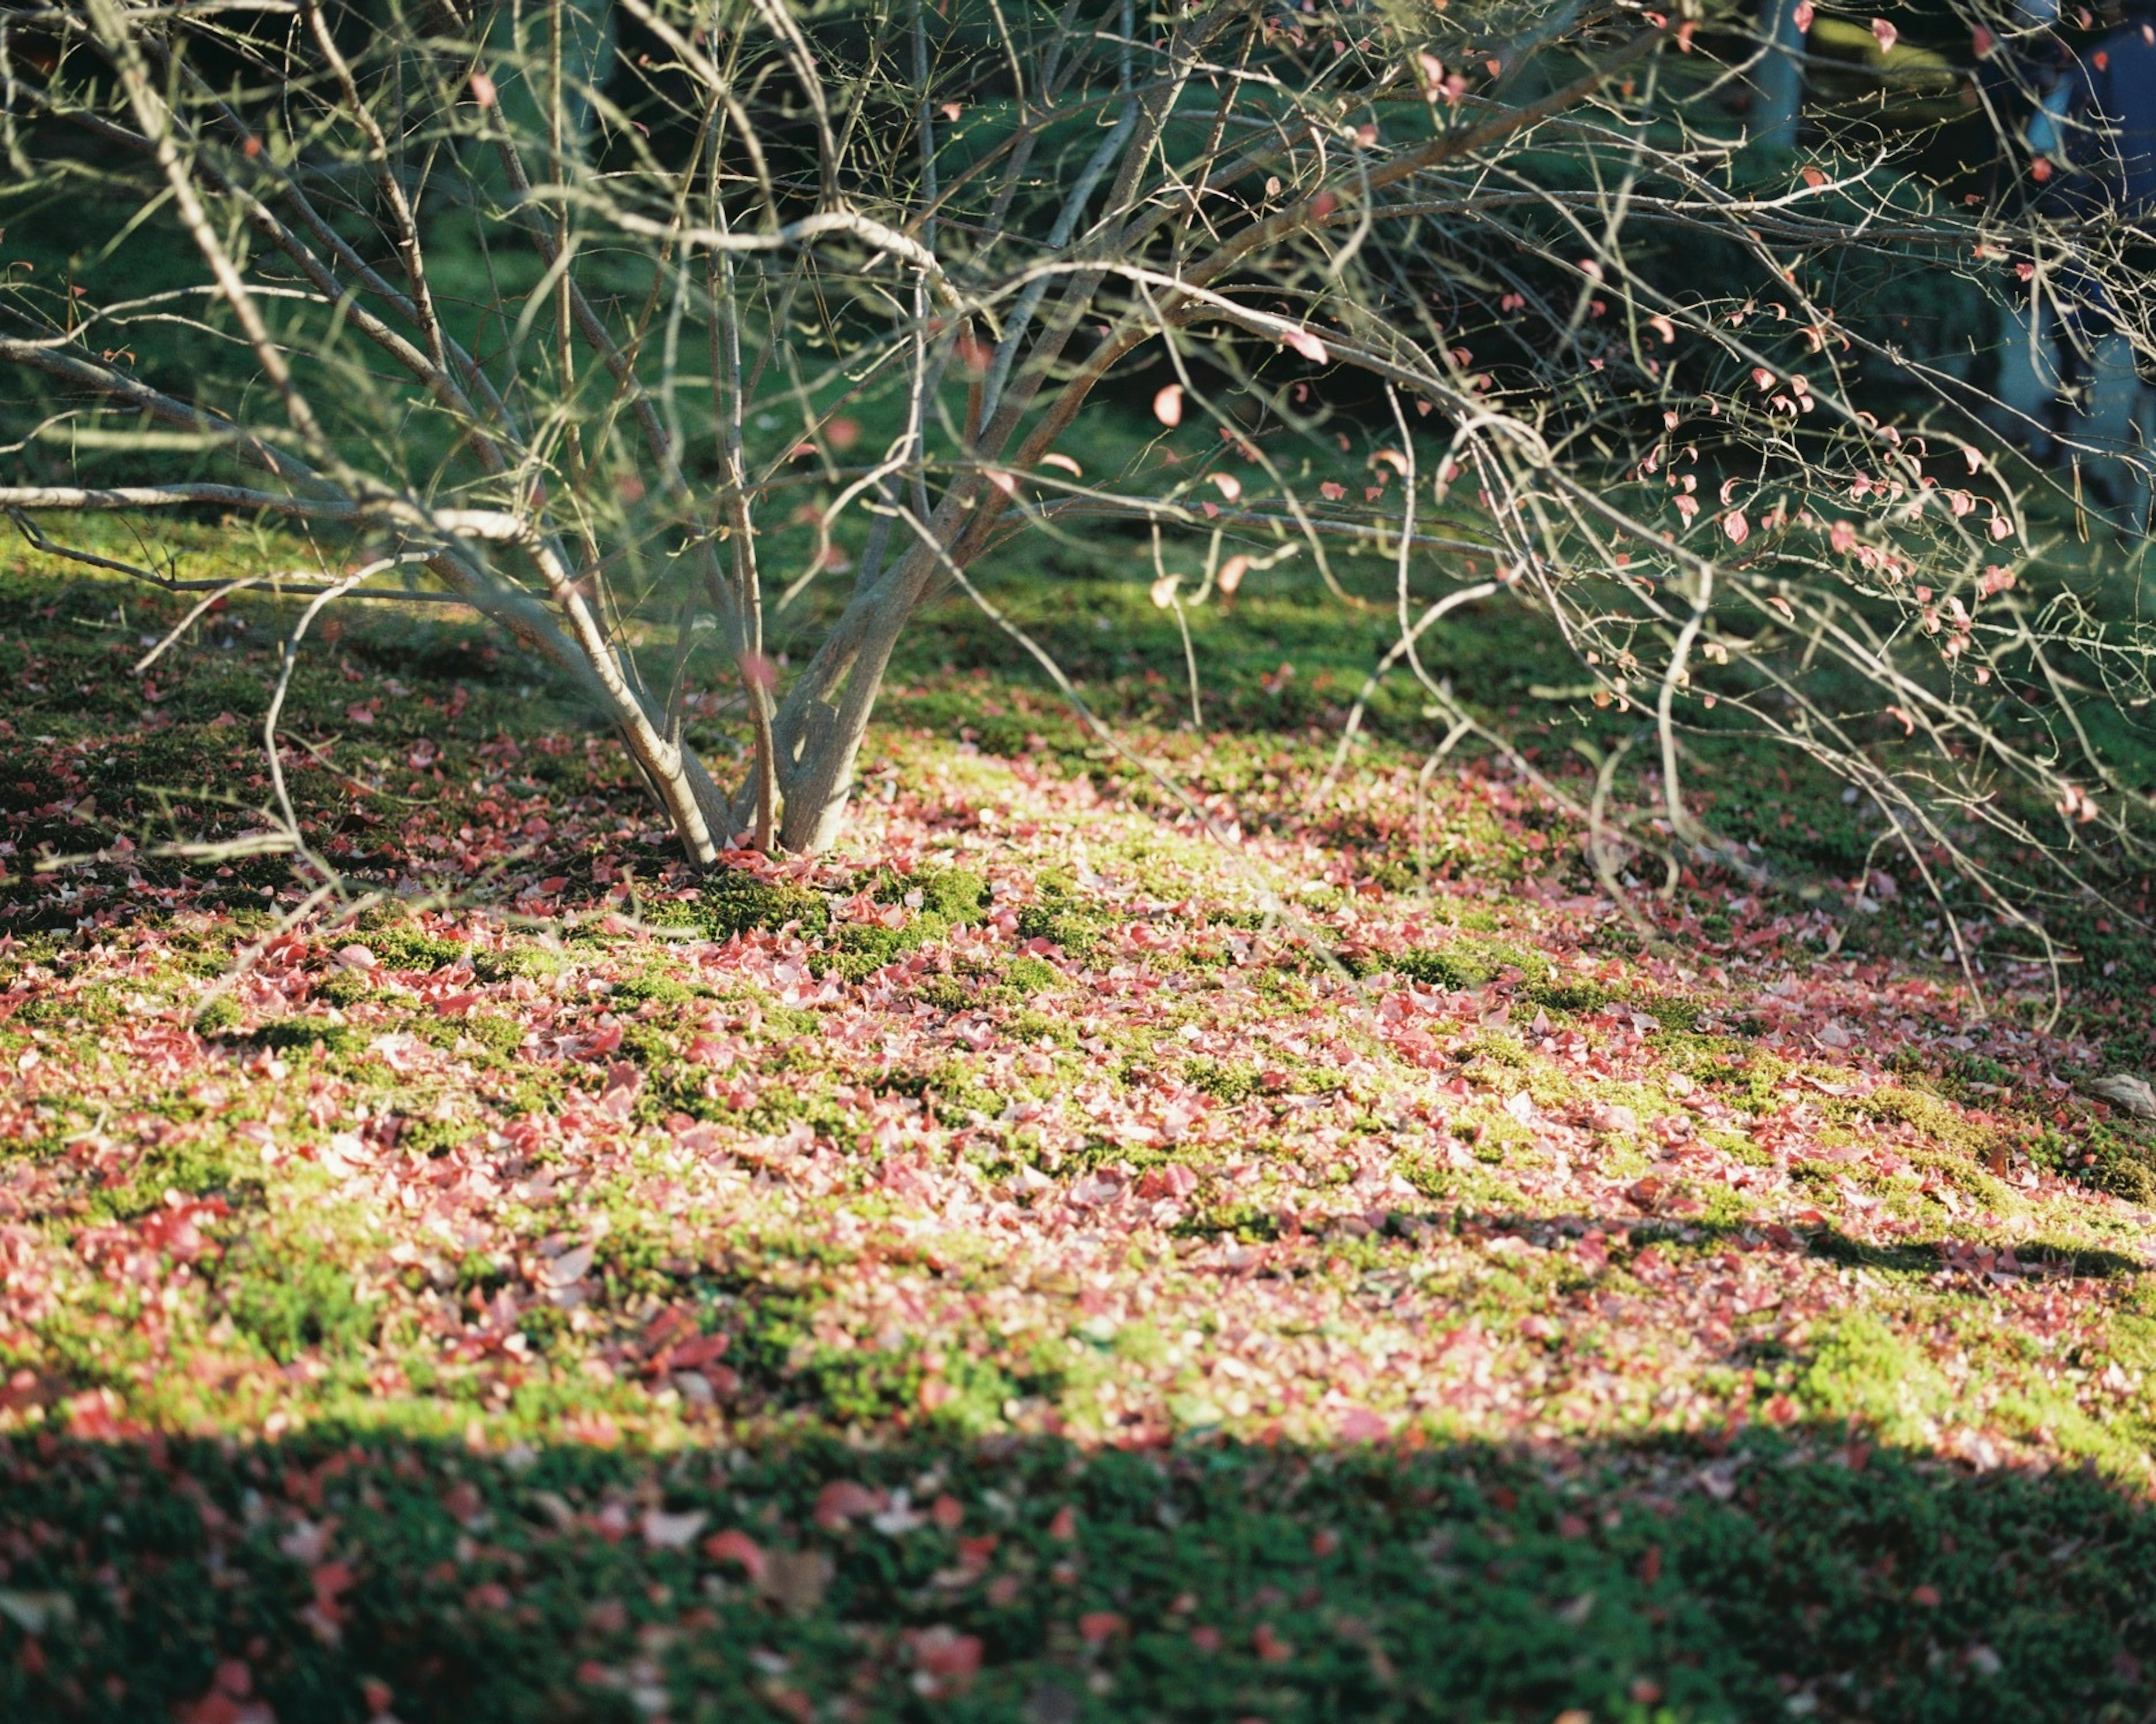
top-left (930, 1494), bottom-right (964, 1531)
top-left (1911, 1584), bottom-right (1942, 1607)
top-left (312, 1560), bottom-right (357, 1603)
top-left (765, 1688), bottom-right (814, 1724)
top-left (1137, 1164), bottom-right (1198, 1200)
top-left (1079, 1611), bottom-right (1126, 1644)
top-left (1641, 1544), bottom-right (1663, 1584)
top-left (444, 1480), bottom-right (483, 1526)
top-left (1558, 1515), bottom-right (1590, 1539)
top-left (814, 1480), bottom-right (886, 1529)
top-left (1309, 1528), bottom-right (1340, 1558)
top-left (1190, 1624), bottom-right (1223, 1652)
top-left (1626, 1176), bottom-right (1665, 1210)
top-left (1337, 1407), bottom-right (1389, 1443)
top-left (1047, 1505), bottom-right (1078, 1540)
top-left (466, 1580), bottom-right (511, 1610)
top-left (702, 1528), bottom-right (766, 1582)
top-left (1253, 1622), bottom-right (1295, 1663)
top-left (911, 1625), bottom-right (984, 1695)
top-left (361, 1678), bottom-right (394, 1717)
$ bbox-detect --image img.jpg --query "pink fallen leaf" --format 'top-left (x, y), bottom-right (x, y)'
top-left (814, 1480), bottom-right (885, 1529)
top-left (641, 1507), bottom-right (707, 1550)
top-left (702, 1528), bottom-right (767, 1582)
top-left (1871, 16), bottom-right (1897, 51)
top-left (1153, 384), bottom-right (1184, 427)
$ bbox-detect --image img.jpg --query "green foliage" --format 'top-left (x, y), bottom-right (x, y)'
top-left (697, 870), bottom-right (830, 940)
top-left (219, 1229), bottom-right (377, 1365)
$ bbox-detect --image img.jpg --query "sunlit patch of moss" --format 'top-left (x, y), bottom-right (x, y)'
top-left (1795, 1313), bottom-right (1955, 1443)
top-left (255, 1018), bottom-right (369, 1058)
top-left (351, 921), bottom-right (469, 972)
top-left (313, 968), bottom-right (376, 1009)
top-left (697, 868), bottom-right (830, 939)
top-left (218, 1218), bottom-right (381, 1365)
top-left (1171, 1202), bottom-right (1282, 1244)
top-left (191, 993), bottom-right (243, 1036)
top-left (470, 944), bottom-right (565, 984)
top-left (462, 1013), bottom-right (527, 1057)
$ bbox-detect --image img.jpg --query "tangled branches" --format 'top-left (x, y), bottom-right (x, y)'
top-left (2, 0), bottom-right (2153, 982)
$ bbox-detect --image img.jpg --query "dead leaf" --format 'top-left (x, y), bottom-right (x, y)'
top-left (756, 1548), bottom-right (833, 1615)
top-left (2089, 1074), bottom-right (2156, 1119)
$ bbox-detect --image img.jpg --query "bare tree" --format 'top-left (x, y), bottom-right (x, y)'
top-left (3, 0), bottom-right (2154, 978)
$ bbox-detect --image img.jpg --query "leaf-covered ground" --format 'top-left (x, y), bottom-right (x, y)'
top-left (7, 535), bottom-right (2156, 1722)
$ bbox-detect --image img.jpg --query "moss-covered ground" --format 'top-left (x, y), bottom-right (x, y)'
top-left (5, 518), bottom-right (2156, 1722)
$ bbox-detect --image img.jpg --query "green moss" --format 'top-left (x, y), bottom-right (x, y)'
top-left (1014, 904), bottom-right (1105, 956)
top-left (1519, 976), bottom-right (1614, 1016)
top-left (191, 994), bottom-right (243, 1036)
top-left (698, 868), bottom-right (830, 939)
top-left (14, 984), bottom-right (125, 1028)
top-left (1185, 1058), bottom-right (1261, 1104)
top-left (1172, 1202), bottom-right (1282, 1243)
top-left (357, 926), bottom-right (469, 972)
top-left (220, 1227), bottom-right (377, 1364)
top-left (471, 945), bottom-right (565, 984)
top-left (1797, 1313), bottom-right (1954, 1444)
top-left (463, 1014), bottom-right (527, 1057)
top-left (314, 970), bottom-right (375, 1009)
top-left (254, 1019), bottom-right (368, 1058)
top-left (610, 972), bottom-right (701, 1008)
top-left (1006, 954), bottom-right (1062, 994)
top-left (889, 865), bottom-right (989, 925)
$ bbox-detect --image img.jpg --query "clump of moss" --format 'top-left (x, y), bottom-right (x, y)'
top-left (352, 922), bottom-right (468, 972)
top-left (313, 970), bottom-right (375, 1009)
top-left (254, 1019), bottom-right (367, 1058)
top-left (220, 1229), bottom-right (377, 1364)
top-left (471, 944), bottom-right (564, 984)
top-left (1172, 1203), bottom-right (1281, 1243)
top-left (610, 972), bottom-right (701, 1008)
top-left (1520, 975), bottom-right (1613, 1016)
top-left (192, 994), bottom-right (243, 1036)
top-left (1797, 1313), bottom-right (1954, 1444)
top-left (1185, 1058), bottom-right (1260, 1104)
top-left (698, 868), bottom-right (829, 939)
top-left (1390, 945), bottom-right (1493, 990)
top-left (902, 866), bottom-right (990, 925)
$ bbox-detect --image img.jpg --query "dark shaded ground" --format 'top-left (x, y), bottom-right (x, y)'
top-left (4, 1427), bottom-right (2155, 1723)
